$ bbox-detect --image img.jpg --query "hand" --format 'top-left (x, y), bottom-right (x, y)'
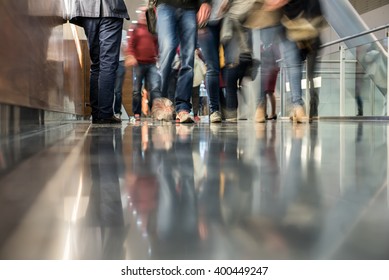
top-left (217, 0), bottom-right (230, 18)
top-left (125, 55), bottom-right (138, 67)
top-left (263, 0), bottom-right (289, 11)
top-left (197, 3), bottom-right (211, 27)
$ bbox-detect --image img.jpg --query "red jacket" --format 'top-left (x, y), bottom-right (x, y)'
top-left (127, 24), bottom-right (158, 64)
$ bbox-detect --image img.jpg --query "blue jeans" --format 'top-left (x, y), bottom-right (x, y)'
top-left (132, 63), bottom-right (161, 115)
top-left (157, 4), bottom-right (197, 113)
top-left (258, 25), bottom-right (304, 107)
top-left (114, 60), bottom-right (125, 114)
top-left (81, 17), bottom-right (123, 119)
top-left (198, 22), bottom-right (221, 113)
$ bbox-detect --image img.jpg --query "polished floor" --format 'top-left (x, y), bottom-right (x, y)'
top-left (0, 118), bottom-right (388, 260)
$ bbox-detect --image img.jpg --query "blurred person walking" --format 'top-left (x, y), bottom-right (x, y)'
top-left (125, 7), bottom-right (161, 121)
top-left (156, 0), bottom-right (212, 123)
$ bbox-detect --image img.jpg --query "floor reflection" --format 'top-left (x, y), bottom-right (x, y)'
top-left (0, 120), bottom-right (388, 259)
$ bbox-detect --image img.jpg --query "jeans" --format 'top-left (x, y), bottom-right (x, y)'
top-left (223, 66), bottom-right (240, 111)
top-left (81, 17), bottom-right (123, 119)
top-left (132, 63), bottom-right (161, 115)
top-left (198, 22), bottom-right (221, 113)
top-left (157, 4), bottom-right (197, 113)
top-left (114, 60), bottom-right (125, 114)
top-left (258, 25), bottom-right (304, 107)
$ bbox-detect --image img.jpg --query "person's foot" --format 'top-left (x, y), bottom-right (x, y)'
top-left (266, 114), bottom-right (277, 120)
top-left (93, 115), bottom-right (122, 124)
top-left (224, 110), bottom-right (237, 122)
top-left (176, 110), bottom-right (194, 123)
top-left (210, 111), bottom-right (222, 123)
top-left (255, 105), bottom-right (266, 123)
top-left (292, 105), bottom-right (307, 123)
top-left (134, 114), bottom-right (141, 120)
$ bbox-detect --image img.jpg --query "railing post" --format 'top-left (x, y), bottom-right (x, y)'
top-left (305, 60), bottom-right (310, 117)
top-left (279, 60), bottom-right (285, 117)
top-left (339, 45), bottom-right (346, 116)
top-left (387, 31), bottom-right (389, 116)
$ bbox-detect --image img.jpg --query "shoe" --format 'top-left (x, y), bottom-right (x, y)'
top-left (151, 98), bottom-right (174, 121)
top-left (134, 114), bottom-right (141, 121)
top-left (266, 114), bottom-right (277, 120)
top-left (114, 113), bottom-right (122, 119)
top-left (194, 115), bottom-right (201, 122)
top-left (210, 111), bottom-right (222, 123)
top-left (225, 117), bottom-right (238, 123)
top-left (176, 110), bottom-right (194, 123)
top-left (92, 117), bottom-right (101, 124)
top-left (224, 109), bottom-right (237, 122)
top-left (94, 115), bottom-right (122, 124)
top-left (292, 105), bottom-right (307, 123)
top-left (255, 105), bottom-right (266, 123)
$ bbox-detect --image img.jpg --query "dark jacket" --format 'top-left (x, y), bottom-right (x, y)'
top-left (283, 0), bottom-right (323, 19)
top-left (68, 0), bottom-right (129, 24)
top-left (157, 0), bottom-right (210, 10)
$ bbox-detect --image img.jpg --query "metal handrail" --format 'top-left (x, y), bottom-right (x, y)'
top-left (320, 23), bottom-right (389, 48)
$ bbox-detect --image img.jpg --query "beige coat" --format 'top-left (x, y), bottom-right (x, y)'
top-left (243, 0), bottom-right (282, 29)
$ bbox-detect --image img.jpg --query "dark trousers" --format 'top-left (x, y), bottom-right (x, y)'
top-left (81, 17), bottom-right (123, 119)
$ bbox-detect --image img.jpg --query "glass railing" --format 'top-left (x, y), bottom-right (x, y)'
top-left (278, 25), bottom-right (389, 118)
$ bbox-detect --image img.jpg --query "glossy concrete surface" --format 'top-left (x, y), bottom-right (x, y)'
top-left (0, 119), bottom-right (388, 260)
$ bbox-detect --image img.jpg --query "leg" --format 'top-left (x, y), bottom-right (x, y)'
top-left (132, 64), bottom-right (147, 116)
top-left (146, 63), bottom-right (162, 107)
top-left (157, 5), bottom-right (179, 99)
top-left (175, 8), bottom-right (197, 114)
top-left (96, 18), bottom-right (123, 119)
top-left (114, 60), bottom-right (126, 115)
top-left (81, 18), bottom-right (101, 120)
top-left (192, 86), bottom-right (200, 118)
top-left (198, 22), bottom-right (221, 115)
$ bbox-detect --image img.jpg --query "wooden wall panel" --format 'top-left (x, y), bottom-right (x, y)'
top-left (0, 0), bottom-right (86, 116)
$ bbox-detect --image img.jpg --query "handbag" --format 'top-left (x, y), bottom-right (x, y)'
top-left (281, 13), bottom-right (323, 42)
top-left (146, 0), bottom-right (157, 35)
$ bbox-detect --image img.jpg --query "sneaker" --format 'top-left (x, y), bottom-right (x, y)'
top-left (225, 117), bottom-right (238, 123)
top-left (151, 98), bottom-right (174, 121)
top-left (176, 110), bottom-right (194, 123)
top-left (210, 111), bottom-right (222, 123)
top-left (224, 110), bottom-right (237, 122)
top-left (134, 114), bottom-right (141, 121)
top-left (194, 115), bottom-right (201, 122)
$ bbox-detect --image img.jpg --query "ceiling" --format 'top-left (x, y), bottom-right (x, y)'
top-left (124, 0), bottom-right (147, 29)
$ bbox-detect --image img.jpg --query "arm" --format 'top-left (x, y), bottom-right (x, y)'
top-left (125, 27), bottom-right (138, 67)
top-left (197, 2), bottom-right (212, 26)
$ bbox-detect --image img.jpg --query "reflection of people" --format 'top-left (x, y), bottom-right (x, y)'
top-left (114, 30), bottom-right (128, 119)
top-left (84, 126), bottom-right (127, 259)
top-left (69, 0), bottom-right (129, 124)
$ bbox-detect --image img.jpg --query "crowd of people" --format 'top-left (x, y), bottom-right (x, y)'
top-left (69, 0), bottom-right (325, 124)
